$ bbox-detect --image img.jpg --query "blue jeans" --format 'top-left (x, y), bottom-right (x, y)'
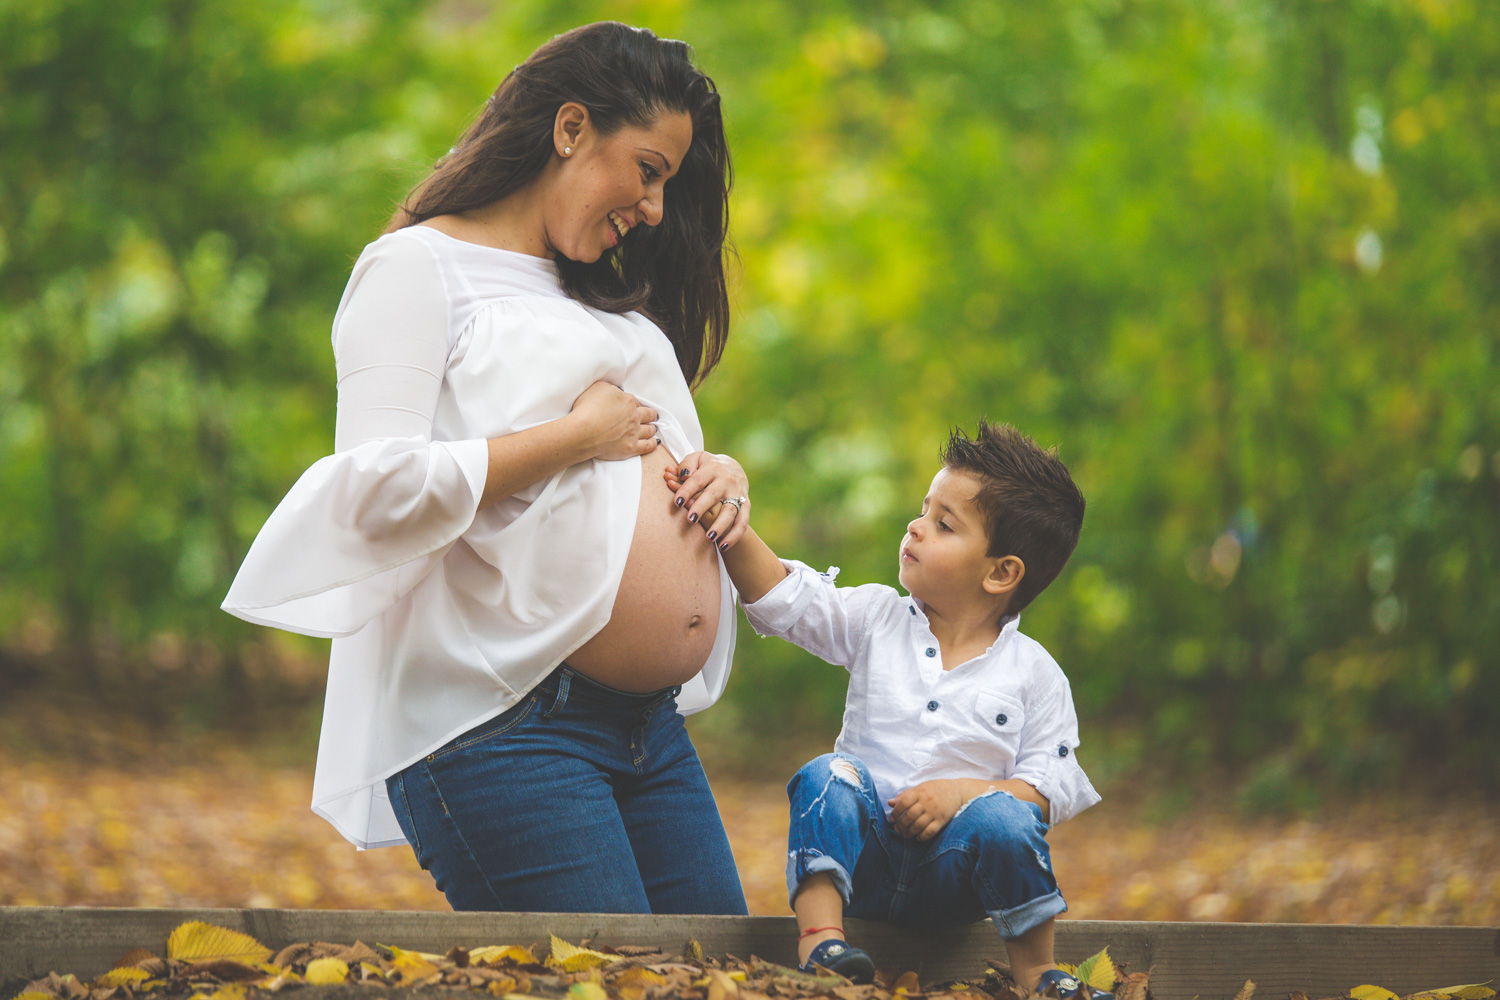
top-left (786, 753), bottom-right (1067, 938)
top-left (386, 664), bottom-right (748, 914)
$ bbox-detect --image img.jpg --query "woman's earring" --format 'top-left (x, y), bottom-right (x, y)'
top-left (563, 146), bottom-right (572, 155)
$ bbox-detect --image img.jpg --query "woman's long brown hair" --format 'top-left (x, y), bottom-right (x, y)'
top-left (387, 22), bottom-right (732, 388)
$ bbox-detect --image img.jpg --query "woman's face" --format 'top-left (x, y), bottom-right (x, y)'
top-left (545, 109), bottom-right (694, 263)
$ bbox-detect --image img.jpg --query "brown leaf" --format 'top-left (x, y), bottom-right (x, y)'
top-left (1117, 972), bottom-right (1150, 1000)
top-left (1233, 982), bottom-right (1257, 1000)
top-left (336, 943), bottom-right (383, 967)
top-left (447, 947), bottom-right (470, 969)
top-left (178, 961), bottom-right (266, 984)
top-left (895, 973), bottom-right (922, 995)
top-left (1289, 993), bottom-right (1311, 1000)
top-left (114, 951), bottom-right (158, 971)
top-left (613, 946), bottom-right (664, 957)
top-left (270, 946), bottom-right (313, 969)
top-left (134, 959), bottom-right (168, 980)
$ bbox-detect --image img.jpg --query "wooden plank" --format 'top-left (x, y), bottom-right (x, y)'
top-left (1, 908), bottom-right (1495, 999)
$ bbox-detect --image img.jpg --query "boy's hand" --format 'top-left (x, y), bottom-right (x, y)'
top-left (663, 451), bottom-right (751, 552)
top-left (888, 780), bottom-right (971, 841)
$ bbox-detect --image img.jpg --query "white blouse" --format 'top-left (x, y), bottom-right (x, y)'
top-left (742, 561), bottom-right (1100, 825)
top-left (222, 226), bottom-right (737, 849)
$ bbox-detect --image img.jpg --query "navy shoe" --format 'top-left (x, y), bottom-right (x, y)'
top-left (1035, 969), bottom-right (1113, 1000)
top-left (799, 938), bottom-right (875, 984)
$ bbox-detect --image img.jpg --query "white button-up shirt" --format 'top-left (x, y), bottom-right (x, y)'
top-left (222, 226), bottom-right (736, 849)
top-left (742, 560), bottom-right (1100, 825)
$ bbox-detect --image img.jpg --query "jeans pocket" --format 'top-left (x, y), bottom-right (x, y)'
top-left (430, 695), bottom-right (539, 761)
top-left (388, 771), bottom-right (424, 862)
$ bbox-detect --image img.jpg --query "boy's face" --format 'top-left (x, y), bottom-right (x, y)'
top-left (898, 467), bottom-right (1001, 608)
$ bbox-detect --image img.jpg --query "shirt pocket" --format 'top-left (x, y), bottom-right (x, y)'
top-left (968, 691), bottom-right (1026, 764)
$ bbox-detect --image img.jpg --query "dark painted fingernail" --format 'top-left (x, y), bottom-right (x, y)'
top-left (675, 497), bottom-right (684, 507)
top-left (707, 530), bottom-right (718, 541)
top-left (688, 513), bottom-right (697, 523)
top-left (719, 541), bottom-right (729, 552)
top-left (679, 468), bottom-right (689, 477)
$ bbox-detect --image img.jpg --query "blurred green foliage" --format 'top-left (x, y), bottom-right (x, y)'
top-left (2, 0), bottom-right (1496, 792)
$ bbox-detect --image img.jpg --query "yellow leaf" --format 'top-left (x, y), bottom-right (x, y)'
top-left (686, 938), bottom-right (705, 963)
top-left (1232, 980), bottom-right (1257, 1000)
top-left (1411, 986), bottom-right (1496, 1000)
top-left (470, 946), bottom-right (539, 966)
top-left (166, 924), bottom-right (272, 965)
top-left (1058, 965), bottom-right (1078, 976)
top-left (548, 935), bottom-right (618, 972)
top-left (616, 970), bottom-right (668, 988)
top-left (707, 969), bottom-right (740, 1000)
top-left (15, 993), bottom-right (59, 1000)
top-left (1074, 949), bottom-right (1117, 992)
top-left (383, 945), bottom-right (441, 981)
top-left (208, 986), bottom-right (246, 1000)
top-left (568, 983), bottom-right (608, 1000)
top-left (304, 959), bottom-right (349, 985)
top-left (255, 974), bottom-right (303, 994)
top-left (95, 969), bottom-right (150, 988)
top-left (359, 963), bottom-right (388, 981)
top-left (1352, 987), bottom-right (1397, 1000)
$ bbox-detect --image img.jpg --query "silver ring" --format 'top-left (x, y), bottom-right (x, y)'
top-left (722, 495), bottom-right (746, 511)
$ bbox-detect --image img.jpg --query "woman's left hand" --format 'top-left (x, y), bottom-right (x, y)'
top-left (663, 451), bottom-right (751, 551)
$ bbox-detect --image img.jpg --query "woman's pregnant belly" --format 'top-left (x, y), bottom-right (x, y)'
top-left (565, 445), bottom-right (722, 692)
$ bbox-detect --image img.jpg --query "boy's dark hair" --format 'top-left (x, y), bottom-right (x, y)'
top-left (940, 421), bottom-right (1085, 614)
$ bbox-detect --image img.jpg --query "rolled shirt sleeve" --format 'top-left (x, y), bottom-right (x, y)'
top-left (739, 560), bottom-right (899, 671)
top-left (222, 234), bottom-right (490, 637)
top-left (1008, 667), bottom-right (1101, 825)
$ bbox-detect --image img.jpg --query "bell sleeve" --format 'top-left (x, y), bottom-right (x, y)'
top-left (222, 234), bottom-right (489, 638)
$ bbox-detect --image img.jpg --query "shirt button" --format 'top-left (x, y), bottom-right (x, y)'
top-left (909, 606), bottom-right (916, 615)
top-left (996, 713), bottom-right (1007, 726)
top-left (925, 647), bottom-right (936, 657)
top-left (926, 700), bottom-right (939, 712)
top-left (1058, 746), bottom-right (1070, 757)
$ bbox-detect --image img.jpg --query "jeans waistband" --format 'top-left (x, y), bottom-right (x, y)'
top-left (535, 663), bottom-right (681, 719)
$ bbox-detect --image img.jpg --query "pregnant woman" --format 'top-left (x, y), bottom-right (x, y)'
top-left (222, 22), bottom-right (750, 914)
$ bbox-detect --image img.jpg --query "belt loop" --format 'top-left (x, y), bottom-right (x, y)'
top-left (542, 668), bottom-right (572, 719)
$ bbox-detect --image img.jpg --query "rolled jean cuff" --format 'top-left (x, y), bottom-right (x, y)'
top-left (989, 888), bottom-right (1068, 938)
top-left (786, 849), bottom-right (853, 909)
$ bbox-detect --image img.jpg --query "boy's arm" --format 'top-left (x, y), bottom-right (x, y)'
top-left (664, 452), bottom-right (888, 668)
top-left (720, 526), bottom-right (789, 604)
top-left (888, 778), bottom-right (1051, 841)
top-left (1008, 671), bottom-right (1101, 826)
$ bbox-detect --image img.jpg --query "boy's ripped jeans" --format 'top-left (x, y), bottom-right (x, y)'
top-left (786, 753), bottom-right (1067, 938)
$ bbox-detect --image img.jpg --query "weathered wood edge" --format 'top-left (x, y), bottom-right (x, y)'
top-left (1, 909), bottom-right (1495, 1000)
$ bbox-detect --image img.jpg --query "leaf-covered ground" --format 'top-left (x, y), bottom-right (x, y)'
top-left (9, 918), bottom-right (1137, 1000)
top-left (9, 917), bottom-right (1497, 1000)
top-left (1, 746), bottom-right (1495, 925)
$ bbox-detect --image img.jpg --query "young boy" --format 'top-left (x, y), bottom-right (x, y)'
top-left (667, 422), bottom-right (1100, 996)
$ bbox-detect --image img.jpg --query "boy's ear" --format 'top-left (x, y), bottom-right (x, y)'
top-left (983, 555), bottom-right (1024, 597)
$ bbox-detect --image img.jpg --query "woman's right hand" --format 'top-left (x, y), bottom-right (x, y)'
top-left (568, 380), bottom-right (660, 461)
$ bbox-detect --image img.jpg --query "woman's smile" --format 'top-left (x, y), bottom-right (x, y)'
top-left (608, 209), bottom-right (633, 240)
